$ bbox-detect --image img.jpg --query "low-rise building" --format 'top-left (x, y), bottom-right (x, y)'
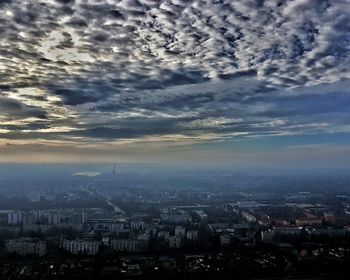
top-left (241, 211), bottom-right (257, 223)
top-left (295, 217), bottom-right (323, 226)
top-left (62, 239), bottom-right (100, 255)
top-left (193, 210), bottom-right (208, 222)
top-left (5, 238), bottom-right (46, 256)
top-left (131, 220), bottom-right (146, 231)
top-left (186, 230), bottom-right (198, 241)
top-left (158, 231), bottom-right (170, 240)
top-left (220, 233), bottom-right (232, 246)
top-left (261, 227), bottom-right (303, 244)
top-left (175, 226), bottom-right (186, 237)
top-left (169, 235), bottom-right (181, 248)
top-left (165, 214), bottom-right (192, 224)
top-left (111, 239), bottom-right (147, 252)
top-left (47, 212), bottom-right (61, 225)
top-left (22, 211), bottom-right (38, 225)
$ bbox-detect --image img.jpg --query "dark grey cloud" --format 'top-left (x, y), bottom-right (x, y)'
top-left (0, 97), bottom-right (47, 119)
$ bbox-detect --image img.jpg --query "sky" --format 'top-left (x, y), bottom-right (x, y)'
top-left (0, 0), bottom-right (350, 167)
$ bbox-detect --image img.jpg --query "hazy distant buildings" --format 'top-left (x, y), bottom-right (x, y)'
top-left (0, 212), bottom-right (8, 224)
top-left (1, 168), bottom-right (350, 263)
top-left (220, 233), bottom-right (232, 246)
top-left (5, 238), bottom-right (46, 256)
top-left (193, 210), bottom-right (208, 222)
top-left (47, 212), bottom-right (61, 225)
top-left (164, 214), bottom-right (192, 224)
top-left (158, 231), bottom-right (170, 240)
top-left (22, 211), bottom-right (38, 225)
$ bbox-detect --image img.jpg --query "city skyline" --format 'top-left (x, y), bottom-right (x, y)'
top-left (0, 0), bottom-right (350, 167)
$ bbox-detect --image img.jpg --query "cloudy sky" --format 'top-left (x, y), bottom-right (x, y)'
top-left (0, 0), bottom-right (350, 167)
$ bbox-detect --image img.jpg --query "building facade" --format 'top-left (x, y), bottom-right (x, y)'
top-left (62, 239), bottom-right (100, 255)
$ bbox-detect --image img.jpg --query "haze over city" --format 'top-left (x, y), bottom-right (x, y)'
top-left (0, 0), bottom-right (349, 167)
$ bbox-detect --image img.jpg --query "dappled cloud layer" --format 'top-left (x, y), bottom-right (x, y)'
top-left (0, 0), bottom-right (350, 162)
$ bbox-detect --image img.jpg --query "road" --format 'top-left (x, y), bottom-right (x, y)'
top-left (80, 184), bottom-right (125, 215)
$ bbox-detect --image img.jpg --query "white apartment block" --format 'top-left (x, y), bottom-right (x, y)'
top-left (7, 211), bottom-right (22, 225)
top-left (5, 238), bottom-right (46, 256)
top-left (111, 239), bottom-right (146, 252)
top-left (62, 239), bottom-right (100, 255)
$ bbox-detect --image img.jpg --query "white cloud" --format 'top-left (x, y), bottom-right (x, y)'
top-left (0, 0), bottom-right (349, 158)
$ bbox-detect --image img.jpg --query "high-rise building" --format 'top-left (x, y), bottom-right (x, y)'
top-left (22, 211), bottom-right (38, 225)
top-left (8, 211), bottom-right (22, 225)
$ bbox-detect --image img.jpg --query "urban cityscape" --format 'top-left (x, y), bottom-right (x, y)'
top-left (1, 0), bottom-right (350, 279)
top-left (0, 164), bottom-right (349, 279)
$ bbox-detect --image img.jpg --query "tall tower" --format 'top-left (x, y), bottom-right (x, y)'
top-left (112, 163), bottom-right (117, 175)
